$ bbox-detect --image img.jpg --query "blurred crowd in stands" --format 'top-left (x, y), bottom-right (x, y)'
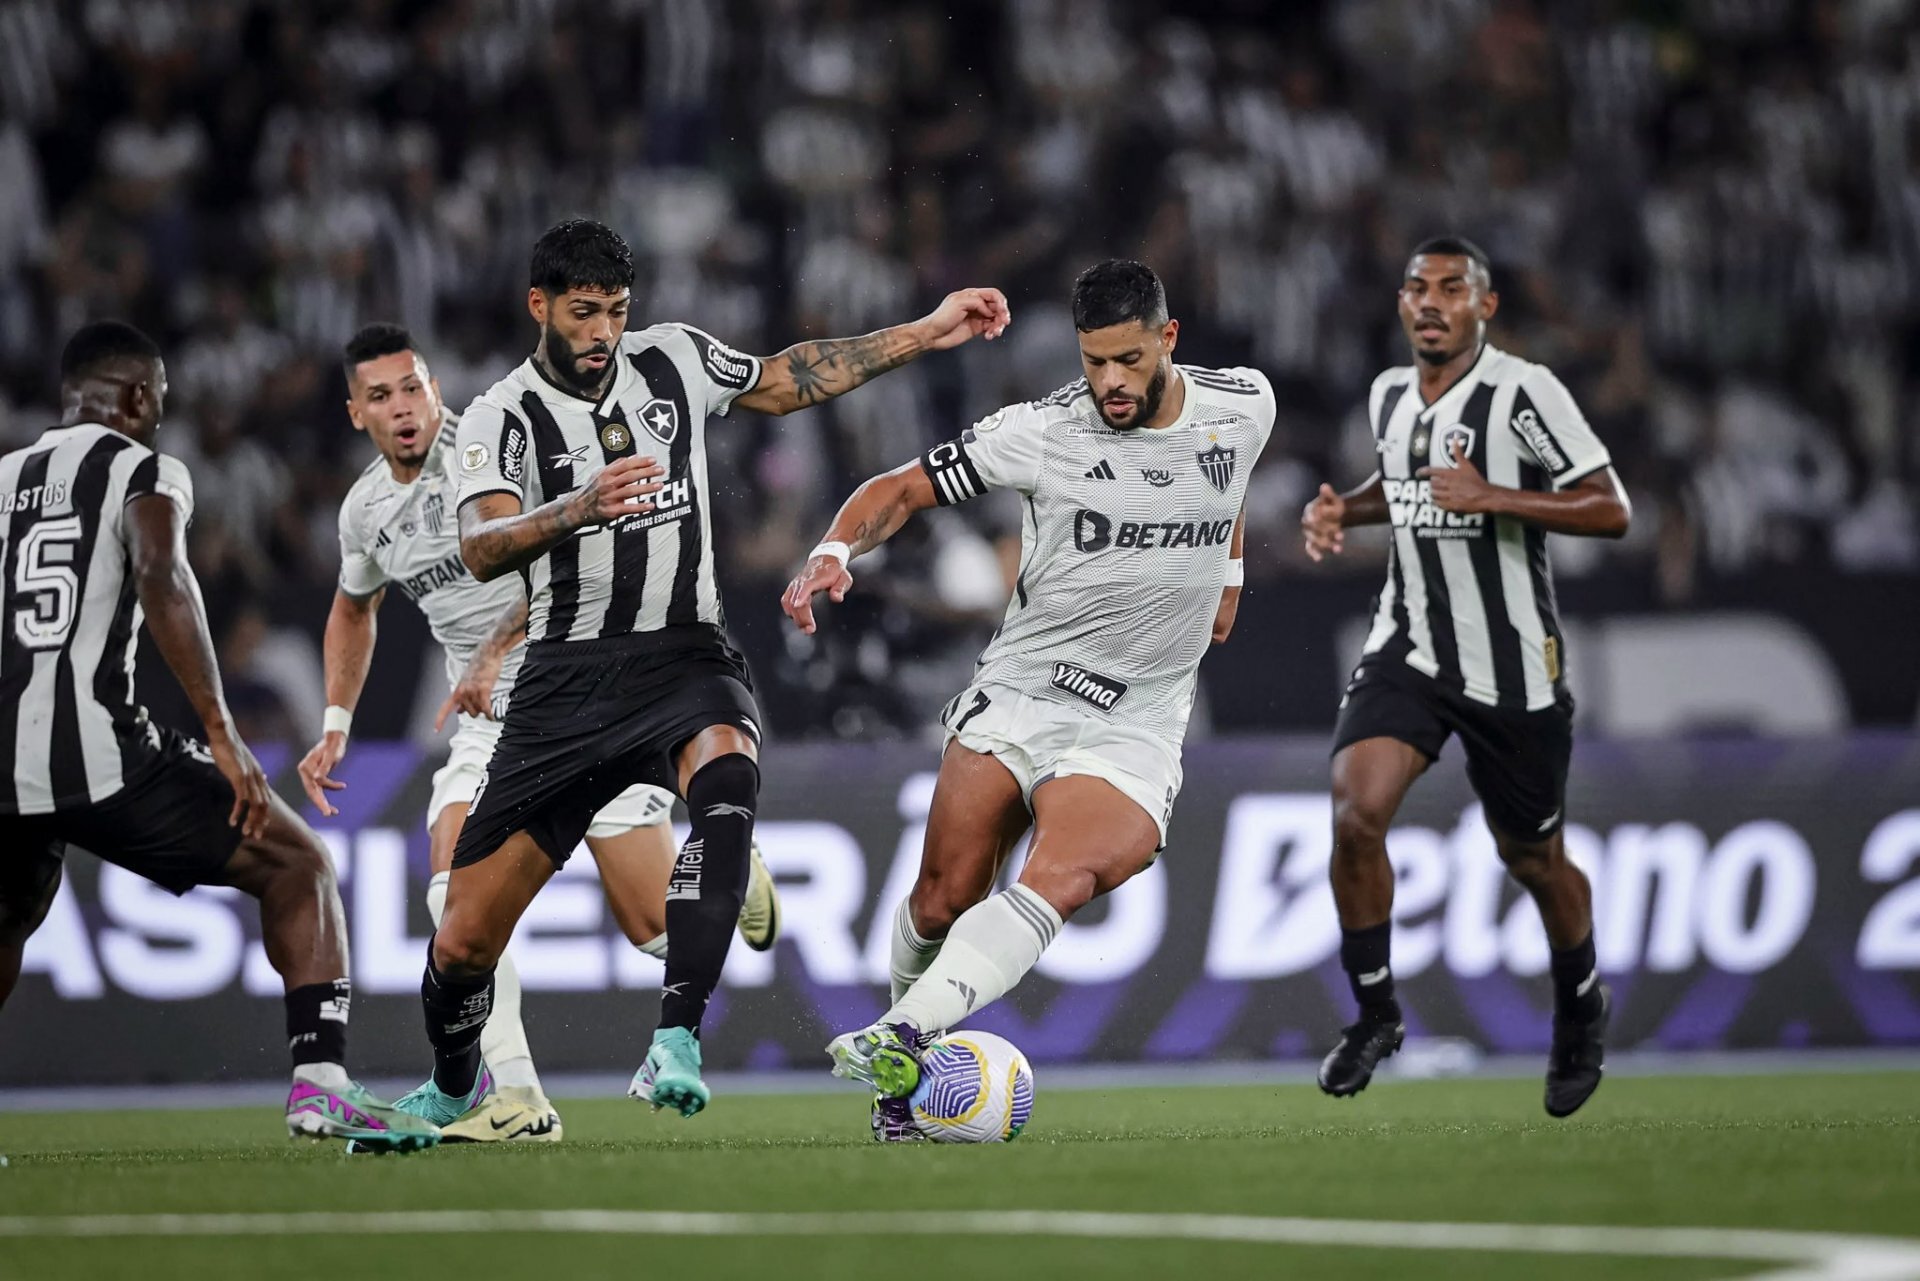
top-left (2, 0), bottom-right (1915, 742)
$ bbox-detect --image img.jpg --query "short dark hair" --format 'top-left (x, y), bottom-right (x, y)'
top-left (529, 219), bottom-right (635, 296)
top-left (1071, 260), bottom-right (1168, 331)
top-left (342, 322), bottom-right (416, 382)
top-left (60, 320), bottom-right (161, 384)
top-left (1409, 236), bottom-right (1493, 284)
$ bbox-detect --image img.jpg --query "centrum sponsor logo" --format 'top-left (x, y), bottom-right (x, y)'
top-left (1511, 407), bottom-right (1569, 473)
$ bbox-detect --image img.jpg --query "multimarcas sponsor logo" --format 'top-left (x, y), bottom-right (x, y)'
top-left (1048, 662), bottom-right (1129, 710)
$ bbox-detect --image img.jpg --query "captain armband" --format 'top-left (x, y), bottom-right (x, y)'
top-left (920, 439), bottom-right (987, 507)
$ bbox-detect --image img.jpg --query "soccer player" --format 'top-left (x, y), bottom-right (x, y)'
top-left (783, 260), bottom-right (1271, 1140)
top-left (1301, 237), bottom-right (1630, 1116)
top-left (419, 219), bottom-right (1009, 1121)
top-left (295, 323), bottom-right (782, 1143)
top-left (0, 321), bottom-right (436, 1151)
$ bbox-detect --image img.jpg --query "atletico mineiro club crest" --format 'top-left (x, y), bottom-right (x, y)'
top-left (1197, 436), bottom-right (1236, 494)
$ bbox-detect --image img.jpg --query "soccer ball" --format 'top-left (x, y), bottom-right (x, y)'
top-left (908, 1030), bottom-right (1035, 1143)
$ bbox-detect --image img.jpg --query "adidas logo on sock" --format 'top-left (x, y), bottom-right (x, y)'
top-left (1084, 459), bottom-right (1116, 480)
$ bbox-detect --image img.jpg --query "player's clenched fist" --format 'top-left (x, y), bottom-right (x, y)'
top-left (781, 553), bottom-right (854, 635)
top-left (568, 455), bottom-right (666, 527)
top-left (1301, 483), bottom-right (1347, 562)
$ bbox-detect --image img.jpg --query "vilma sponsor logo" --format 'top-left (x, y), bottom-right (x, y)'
top-left (1048, 661), bottom-right (1129, 711)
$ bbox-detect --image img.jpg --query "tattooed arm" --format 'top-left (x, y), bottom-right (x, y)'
top-left (780, 461), bottom-right (940, 634)
top-left (459, 456), bottom-right (666, 581)
top-left (734, 287), bottom-right (1011, 417)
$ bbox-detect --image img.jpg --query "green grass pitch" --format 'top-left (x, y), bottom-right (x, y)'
top-left (2, 1073), bottom-right (1916, 1281)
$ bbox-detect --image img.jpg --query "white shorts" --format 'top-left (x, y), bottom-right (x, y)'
top-left (427, 713), bottom-right (675, 838)
top-left (941, 681), bottom-right (1181, 846)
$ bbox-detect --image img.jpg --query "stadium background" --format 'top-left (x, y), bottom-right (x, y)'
top-left (2, 0), bottom-right (1917, 1084)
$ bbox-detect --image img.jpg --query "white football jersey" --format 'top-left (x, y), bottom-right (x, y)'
top-left (920, 364), bottom-right (1276, 746)
top-left (338, 414), bottom-right (525, 704)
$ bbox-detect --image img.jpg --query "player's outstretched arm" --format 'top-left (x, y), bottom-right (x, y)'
top-left (1302, 473), bottom-right (1388, 561)
top-left (734, 288), bottom-right (1011, 417)
top-left (781, 461), bottom-right (940, 634)
top-left (436, 595), bottom-right (528, 731)
top-left (459, 456), bottom-right (666, 581)
top-left (1419, 443), bottom-right (1630, 537)
top-left (296, 587), bottom-right (383, 815)
top-left (126, 494), bottom-right (272, 839)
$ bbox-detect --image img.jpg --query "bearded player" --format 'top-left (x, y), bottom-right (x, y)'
top-left (297, 322), bottom-right (780, 1141)
top-left (418, 219), bottom-right (1010, 1122)
top-left (784, 260), bottom-right (1271, 1140)
top-left (1302, 237), bottom-right (1629, 1116)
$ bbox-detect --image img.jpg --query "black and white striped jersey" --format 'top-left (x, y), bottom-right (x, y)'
top-left (1359, 345), bottom-right (1612, 710)
top-left (0, 424), bottom-right (194, 814)
top-left (453, 323), bottom-right (760, 645)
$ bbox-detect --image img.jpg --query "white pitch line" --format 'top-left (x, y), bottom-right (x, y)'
top-left (2, 1211), bottom-right (1918, 1279)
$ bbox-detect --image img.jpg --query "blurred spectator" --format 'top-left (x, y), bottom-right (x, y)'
top-left (2, 0), bottom-right (1914, 745)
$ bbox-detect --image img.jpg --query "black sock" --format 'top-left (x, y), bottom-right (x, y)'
top-left (1341, 921), bottom-right (1400, 1021)
top-left (1550, 931), bottom-right (1603, 1023)
top-left (661, 754), bottom-right (757, 1032)
top-left (286, 978), bottom-right (350, 1069)
top-left (421, 945), bottom-right (492, 1097)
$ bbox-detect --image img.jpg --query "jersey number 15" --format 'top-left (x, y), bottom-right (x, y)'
top-left (11, 516), bottom-right (83, 650)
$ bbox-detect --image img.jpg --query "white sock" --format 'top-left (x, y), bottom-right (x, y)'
top-left (292, 1061), bottom-right (349, 1091)
top-left (427, 870), bottom-right (542, 1093)
top-left (889, 897), bottom-right (942, 1005)
top-left (637, 934), bottom-right (669, 959)
top-left (886, 885), bottom-right (1060, 1034)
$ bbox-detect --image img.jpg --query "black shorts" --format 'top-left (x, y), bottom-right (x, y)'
top-left (453, 625), bottom-right (760, 869)
top-left (0, 727), bottom-right (245, 908)
top-left (1331, 659), bottom-right (1574, 841)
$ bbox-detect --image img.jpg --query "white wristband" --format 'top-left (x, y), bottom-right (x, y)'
top-left (810, 540), bottom-right (851, 565)
top-left (1224, 559), bottom-right (1245, 587)
top-left (323, 706), bottom-right (353, 739)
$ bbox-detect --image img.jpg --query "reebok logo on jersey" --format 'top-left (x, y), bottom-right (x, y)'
top-left (1084, 459), bottom-right (1116, 480)
top-left (1073, 510), bottom-right (1235, 553)
top-left (1139, 467), bottom-right (1174, 487)
top-left (550, 444), bottom-right (590, 469)
top-left (1511, 407), bottom-right (1570, 474)
top-left (1048, 661), bottom-right (1129, 711)
top-left (705, 803), bottom-right (753, 819)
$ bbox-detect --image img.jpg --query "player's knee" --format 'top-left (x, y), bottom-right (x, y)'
top-left (1018, 860), bottom-right (1097, 919)
top-left (1496, 837), bottom-right (1558, 889)
top-left (685, 752), bottom-right (759, 824)
top-left (1331, 795), bottom-right (1392, 863)
top-left (241, 830), bottom-right (339, 904)
top-left (431, 922), bottom-right (499, 977)
top-left (908, 873), bottom-right (981, 938)
top-left (0, 882), bottom-right (55, 948)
